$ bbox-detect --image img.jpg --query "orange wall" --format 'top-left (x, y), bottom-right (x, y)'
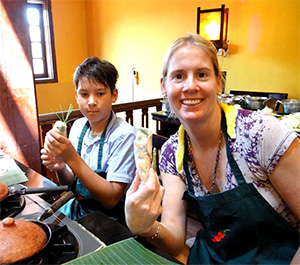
top-left (36, 0), bottom-right (300, 113)
top-left (35, 0), bottom-right (88, 113)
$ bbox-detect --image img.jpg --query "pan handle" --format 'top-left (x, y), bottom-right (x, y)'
top-left (275, 100), bottom-right (283, 111)
top-left (9, 185), bottom-right (71, 195)
top-left (37, 191), bottom-right (75, 221)
top-left (25, 186), bottom-right (71, 194)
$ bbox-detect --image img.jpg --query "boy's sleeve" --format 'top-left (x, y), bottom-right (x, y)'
top-left (105, 131), bottom-right (136, 183)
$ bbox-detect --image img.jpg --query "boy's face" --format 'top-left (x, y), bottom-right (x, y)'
top-left (75, 77), bottom-right (118, 128)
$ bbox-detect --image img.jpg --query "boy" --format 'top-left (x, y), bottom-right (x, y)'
top-left (41, 57), bottom-right (136, 221)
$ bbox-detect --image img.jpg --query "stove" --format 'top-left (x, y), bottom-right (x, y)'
top-left (0, 193), bottom-right (25, 219)
top-left (1, 184), bottom-right (105, 264)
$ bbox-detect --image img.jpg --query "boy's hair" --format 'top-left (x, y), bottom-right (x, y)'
top-left (73, 57), bottom-right (119, 93)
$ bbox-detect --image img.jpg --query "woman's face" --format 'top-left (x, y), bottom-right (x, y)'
top-left (161, 44), bottom-right (221, 124)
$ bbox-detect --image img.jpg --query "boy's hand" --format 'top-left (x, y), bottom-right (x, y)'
top-left (40, 148), bottom-right (64, 171)
top-left (44, 130), bottom-right (77, 165)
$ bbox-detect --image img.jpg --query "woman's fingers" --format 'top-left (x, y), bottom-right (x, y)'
top-left (126, 174), bottom-right (141, 196)
top-left (126, 168), bottom-right (164, 219)
top-left (139, 168), bottom-right (162, 198)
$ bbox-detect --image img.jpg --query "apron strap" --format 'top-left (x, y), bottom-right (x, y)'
top-left (184, 132), bottom-right (194, 192)
top-left (96, 112), bottom-right (113, 171)
top-left (73, 112), bottom-right (113, 190)
top-left (221, 111), bottom-right (245, 185)
top-left (77, 121), bottom-right (90, 155)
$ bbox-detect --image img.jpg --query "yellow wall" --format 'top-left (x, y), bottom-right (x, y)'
top-left (35, 0), bottom-right (88, 113)
top-left (36, 0), bottom-right (300, 113)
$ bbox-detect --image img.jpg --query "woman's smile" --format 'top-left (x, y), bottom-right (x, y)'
top-left (181, 99), bottom-right (203, 105)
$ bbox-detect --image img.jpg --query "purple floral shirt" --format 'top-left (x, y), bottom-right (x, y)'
top-left (160, 109), bottom-right (299, 231)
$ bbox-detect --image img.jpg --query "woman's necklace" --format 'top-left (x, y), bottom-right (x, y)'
top-left (188, 129), bottom-right (223, 195)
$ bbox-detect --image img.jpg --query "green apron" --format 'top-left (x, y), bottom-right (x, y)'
top-left (183, 112), bottom-right (299, 264)
top-left (60, 113), bottom-right (124, 220)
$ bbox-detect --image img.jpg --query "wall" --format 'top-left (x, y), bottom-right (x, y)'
top-left (36, 0), bottom-right (300, 114)
top-left (35, 0), bottom-right (88, 113)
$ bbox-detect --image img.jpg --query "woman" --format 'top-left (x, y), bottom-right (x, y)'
top-left (125, 33), bottom-right (300, 264)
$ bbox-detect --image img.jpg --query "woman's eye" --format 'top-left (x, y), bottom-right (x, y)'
top-left (199, 73), bottom-right (207, 78)
top-left (174, 74), bottom-right (182, 80)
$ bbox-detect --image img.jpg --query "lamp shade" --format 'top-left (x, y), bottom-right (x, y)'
top-left (197, 4), bottom-right (229, 50)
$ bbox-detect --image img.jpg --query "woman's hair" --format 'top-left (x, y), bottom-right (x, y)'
top-left (73, 57), bottom-right (119, 93)
top-left (161, 33), bottom-right (221, 79)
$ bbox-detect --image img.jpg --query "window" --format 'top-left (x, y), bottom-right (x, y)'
top-left (26, 0), bottom-right (57, 83)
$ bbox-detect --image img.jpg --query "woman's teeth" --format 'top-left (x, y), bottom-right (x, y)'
top-left (182, 99), bottom-right (202, 105)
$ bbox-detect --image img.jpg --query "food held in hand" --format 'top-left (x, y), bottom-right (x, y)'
top-left (53, 120), bottom-right (67, 136)
top-left (134, 128), bottom-right (153, 182)
top-left (51, 103), bottom-right (73, 137)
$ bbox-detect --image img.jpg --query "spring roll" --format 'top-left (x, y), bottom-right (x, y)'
top-left (53, 120), bottom-right (67, 137)
top-left (51, 104), bottom-right (73, 137)
top-left (134, 128), bottom-right (152, 182)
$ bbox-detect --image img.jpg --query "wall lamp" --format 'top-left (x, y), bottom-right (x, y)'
top-left (196, 4), bottom-right (229, 56)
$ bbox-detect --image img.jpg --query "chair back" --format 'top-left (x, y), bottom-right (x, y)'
top-left (152, 134), bottom-right (168, 176)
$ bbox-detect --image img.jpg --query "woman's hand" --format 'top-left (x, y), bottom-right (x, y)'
top-left (40, 148), bottom-right (64, 171)
top-left (125, 168), bottom-right (165, 236)
top-left (43, 130), bottom-right (77, 164)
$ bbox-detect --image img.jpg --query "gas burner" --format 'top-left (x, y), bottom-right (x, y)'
top-left (0, 194), bottom-right (25, 219)
top-left (15, 224), bottom-right (79, 265)
top-left (11, 192), bottom-right (104, 262)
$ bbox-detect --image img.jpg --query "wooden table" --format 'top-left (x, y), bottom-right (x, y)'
top-left (15, 160), bottom-right (48, 189)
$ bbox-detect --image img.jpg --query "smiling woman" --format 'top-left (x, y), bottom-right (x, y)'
top-left (125, 33), bottom-right (300, 265)
top-left (160, 41), bottom-right (222, 126)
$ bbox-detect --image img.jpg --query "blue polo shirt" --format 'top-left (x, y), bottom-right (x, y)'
top-left (69, 112), bottom-right (136, 184)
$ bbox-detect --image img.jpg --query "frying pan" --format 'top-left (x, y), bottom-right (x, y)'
top-left (0, 181), bottom-right (74, 222)
top-left (16, 220), bottom-right (52, 264)
top-left (0, 218), bottom-right (52, 264)
top-left (0, 183), bottom-right (71, 202)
